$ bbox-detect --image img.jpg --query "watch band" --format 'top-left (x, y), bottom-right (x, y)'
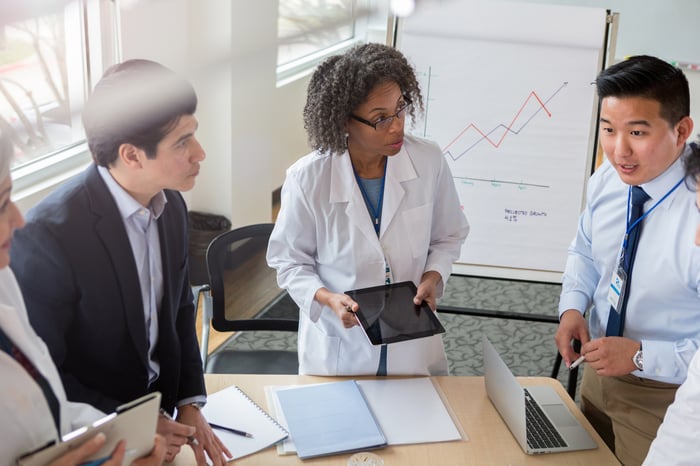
top-left (632, 343), bottom-right (643, 371)
top-left (180, 401), bottom-right (205, 410)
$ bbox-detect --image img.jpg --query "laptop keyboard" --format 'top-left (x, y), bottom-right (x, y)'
top-left (524, 389), bottom-right (568, 450)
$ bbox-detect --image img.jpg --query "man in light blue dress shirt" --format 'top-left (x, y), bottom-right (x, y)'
top-left (555, 56), bottom-right (700, 465)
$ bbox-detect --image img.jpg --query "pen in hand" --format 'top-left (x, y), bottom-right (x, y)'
top-left (569, 355), bottom-right (585, 370)
top-left (159, 408), bottom-right (200, 446)
top-left (209, 422), bottom-right (253, 438)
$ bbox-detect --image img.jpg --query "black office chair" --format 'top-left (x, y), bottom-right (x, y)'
top-left (200, 223), bottom-right (299, 374)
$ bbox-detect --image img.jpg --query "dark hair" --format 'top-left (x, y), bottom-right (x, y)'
top-left (595, 55), bottom-right (689, 127)
top-left (303, 42), bottom-right (423, 155)
top-left (82, 59), bottom-right (197, 166)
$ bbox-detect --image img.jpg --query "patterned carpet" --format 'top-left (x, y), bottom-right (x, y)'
top-left (212, 275), bottom-right (581, 400)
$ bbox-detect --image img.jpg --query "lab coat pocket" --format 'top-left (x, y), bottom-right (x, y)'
top-left (298, 317), bottom-right (341, 375)
top-left (401, 203), bottom-right (432, 259)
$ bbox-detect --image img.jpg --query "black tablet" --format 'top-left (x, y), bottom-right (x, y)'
top-left (345, 281), bottom-right (446, 345)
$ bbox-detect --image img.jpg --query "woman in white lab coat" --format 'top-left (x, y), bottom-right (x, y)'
top-left (642, 144), bottom-right (700, 466)
top-left (0, 132), bottom-right (165, 465)
top-left (267, 43), bottom-right (469, 376)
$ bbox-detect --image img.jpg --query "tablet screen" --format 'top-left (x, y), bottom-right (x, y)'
top-left (345, 281), bottom-right (446, 345)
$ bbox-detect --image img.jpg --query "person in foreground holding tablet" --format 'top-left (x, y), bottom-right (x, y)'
top-left (0, 131), bottom-right (165, 465)
top-left (642, 144), bottom-right (700, 466)
top-left (9, 59), bottom-right (230, 465)
top-left (267, 43), bottom-right (469, 376)
top-left (554, 55), bottom-right (700, 465)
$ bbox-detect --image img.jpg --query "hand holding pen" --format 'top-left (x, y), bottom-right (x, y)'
top-left (159, 408), bottom-right (199, 446)
top-left (569, 355), bottom-right (585, 369)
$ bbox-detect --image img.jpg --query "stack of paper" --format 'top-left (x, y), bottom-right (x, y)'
top-left (267, 377), bottom-right (463, 458)
top-left (356, 378), bottom-right (463, 445)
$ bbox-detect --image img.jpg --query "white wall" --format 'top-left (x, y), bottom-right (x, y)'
top-left (504, 0), bottom-right (700, 133)
top-left (119, 0), bottom-right (310, 227)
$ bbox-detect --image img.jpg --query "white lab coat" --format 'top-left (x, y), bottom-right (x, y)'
top-left (267, 134), bottom-right (469, 375)
top-left (643, 347), bottom-right (700, 465)
top-left (0, 267), bottom-right (103, 464)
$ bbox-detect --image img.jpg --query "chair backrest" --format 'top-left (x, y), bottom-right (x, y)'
top-left (205, 223), bottom-right (298, 333)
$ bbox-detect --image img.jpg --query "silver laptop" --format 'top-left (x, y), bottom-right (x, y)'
top-left (482, 336), bottom-right (597, 454)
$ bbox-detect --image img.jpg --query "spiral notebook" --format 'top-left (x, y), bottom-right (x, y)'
top-left (202, 385), bottom-right (288, 461)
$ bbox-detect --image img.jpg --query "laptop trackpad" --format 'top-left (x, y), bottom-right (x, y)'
top-left (542, 404), bottom-right (579, 428)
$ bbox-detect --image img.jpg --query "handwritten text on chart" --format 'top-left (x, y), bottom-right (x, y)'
top-left (504, 208), bottom-right (548, 222)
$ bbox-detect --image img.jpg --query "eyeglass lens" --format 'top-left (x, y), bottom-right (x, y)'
top-left (376, 103), bottom-right (410, 130)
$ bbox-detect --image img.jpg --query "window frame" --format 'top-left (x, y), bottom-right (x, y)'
top-left (276, 0), bottom-right (375, 87)
top-left (10, 0), bottom-right (120, 198)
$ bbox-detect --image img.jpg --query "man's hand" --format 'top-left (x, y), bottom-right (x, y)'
top-left (157, 413), bottom-right (195, 462)
top-left (177, 404), bottom-right (232, 466)
top-left (554, 309), bottom-right (590, 367)
top-left (579, 337), bottom-right (640, 376)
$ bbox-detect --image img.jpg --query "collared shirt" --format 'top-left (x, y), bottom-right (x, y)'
top-left (98, 166), bottom-right (165, 385)
top-left (559, 145), bottom-right (700, 384)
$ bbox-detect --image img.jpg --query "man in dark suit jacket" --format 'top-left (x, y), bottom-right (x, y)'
top-left (10, 59), bottom-right (229, 465)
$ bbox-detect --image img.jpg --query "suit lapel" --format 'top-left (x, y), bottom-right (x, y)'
top-left (156, 202), bottom-right (175, 333)
top-left (84, 166), bottom-right (149, 367)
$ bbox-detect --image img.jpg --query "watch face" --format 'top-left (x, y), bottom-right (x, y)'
top-left (634, 351), bottom-right (644, 370)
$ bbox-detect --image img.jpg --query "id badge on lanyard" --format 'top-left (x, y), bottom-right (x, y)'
top-left (606, 177), bottom-right (684, 312)
top-left (608, 251), bottom-right (627, 312)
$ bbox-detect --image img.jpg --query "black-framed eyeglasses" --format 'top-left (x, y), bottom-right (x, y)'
top-left (350, 99), bottom-right (412, 131)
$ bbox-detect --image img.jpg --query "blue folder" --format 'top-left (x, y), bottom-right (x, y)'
top-left (275, 380), bottom-right (387, 459)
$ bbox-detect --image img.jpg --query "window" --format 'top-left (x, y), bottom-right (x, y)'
top-left (1, 0), bottom-right (118, 192)
top-left (278, 0), bottom-right (355, 67)
top-left (277, 0), bottom-right (389, 86)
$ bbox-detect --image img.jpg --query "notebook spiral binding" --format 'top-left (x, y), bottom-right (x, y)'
top-left (234, 386), bottom-right (288, 434)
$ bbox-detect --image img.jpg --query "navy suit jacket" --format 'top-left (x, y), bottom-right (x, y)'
top-left (10, 164), bottom-right (204, 413)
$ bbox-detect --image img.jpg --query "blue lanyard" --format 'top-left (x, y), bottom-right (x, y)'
top-left (353, 160), bottom-right (387, 236)
top-left (624, 177), bottom-right (684, 247)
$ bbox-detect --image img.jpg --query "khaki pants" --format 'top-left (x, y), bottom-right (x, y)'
top-left (580, 365), bottom-right (679, 466)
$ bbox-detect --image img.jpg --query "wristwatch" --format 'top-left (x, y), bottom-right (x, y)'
top-left (632, 344), bottom-right (644, 371)
top-left (182, 401), bottom-right (205, 410)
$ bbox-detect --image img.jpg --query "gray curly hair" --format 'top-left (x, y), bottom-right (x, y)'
top-left (303, 42), bottom-right (423, 155)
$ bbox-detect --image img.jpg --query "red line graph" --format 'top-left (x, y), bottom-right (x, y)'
top-left (442, 83), bottom-right (566, 160)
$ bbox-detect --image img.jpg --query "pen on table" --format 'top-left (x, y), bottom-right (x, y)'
top-left (209, 422), bottom-right (254, 438)
top-left (569, 355), bottom-right (586, 370)
top-left (159, 408), bottom-right (200, 446)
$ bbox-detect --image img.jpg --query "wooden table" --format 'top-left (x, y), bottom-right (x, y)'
top-left (198, 374), bottom-right (620, 465)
